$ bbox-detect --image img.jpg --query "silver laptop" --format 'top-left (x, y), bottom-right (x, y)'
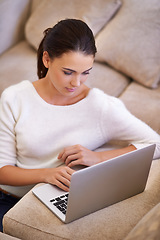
top-left (32, 144), bottom-right (155, 223)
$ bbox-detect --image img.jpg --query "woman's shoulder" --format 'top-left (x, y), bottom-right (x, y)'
top-left (89, 88), bottom-right (124, 107)
top-left (1, 80), bottom-right (32, 102)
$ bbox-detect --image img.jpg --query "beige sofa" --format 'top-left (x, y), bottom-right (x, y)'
top-left (1, 0), bottom-right (160, 239)
top-left (0, 232), bottom-right (20, 240)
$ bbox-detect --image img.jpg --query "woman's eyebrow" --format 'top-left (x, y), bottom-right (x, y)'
top-left (83, 67), bottom-right (92, 73)
top-left (62, 67), bottom-right (92, 73)
top-left (62, 67), bottom-right (75, 72)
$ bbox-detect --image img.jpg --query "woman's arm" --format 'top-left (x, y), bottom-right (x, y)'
top-left (0, 88), bottom-right (76, 192)
top-left (58, 95), bottom-right (160, 167)
top-left (58, 144), bottom-right (137, 167)
top-left (103, 97), bottom-right (160, 160)
top-left (0, 165), bottom-right (75, 192)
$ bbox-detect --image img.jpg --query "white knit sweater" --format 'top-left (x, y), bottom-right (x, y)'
top-left (0, 80), bottom-right (160, 197)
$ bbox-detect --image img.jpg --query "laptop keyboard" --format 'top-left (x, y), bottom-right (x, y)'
top-left (50, 193), bottom-right (69, 215)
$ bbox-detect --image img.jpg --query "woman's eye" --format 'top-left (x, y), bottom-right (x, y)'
top-left (63, 71), bottom-right (72, 75)
top-left (82, 72), bottom-right (90, 75)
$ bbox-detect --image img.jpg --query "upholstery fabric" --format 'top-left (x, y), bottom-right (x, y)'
top-left (3, 159), bottom-right (160, 240)
top-left (1, 0), bottom-right (160, 239)
top-left (0, 43), bottom-right (130, 98)
top-left (0, 41), bottom-right (37, 95)
top-left (30, 0), bottom-right (39, 12)
top-left (25, 0), bottom-right (122, 49)
top-left (95, 0), bottom-right (160, 89)
top-left (0, 0), bottom-right (30, 55)
top-left (0, 232), bottom-right (20, 240)
top-left (124, 202), bottom-right (160, 240)
top-left (120, 82), bottom-right (160, 134)
top-left (86, 62), bottom-right (130, 97)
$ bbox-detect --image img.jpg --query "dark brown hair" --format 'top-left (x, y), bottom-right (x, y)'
top-left (37, 19), bottom-right (97, 79)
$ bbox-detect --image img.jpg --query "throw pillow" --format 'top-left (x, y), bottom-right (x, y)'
top-left (95, 0), bottom-right (160, 89)
top-left (25, 0), bottom-right (122, 50)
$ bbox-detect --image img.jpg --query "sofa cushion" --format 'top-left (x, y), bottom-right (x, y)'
top-left (120, 82), bottom-right (160, 134)
top-left (87, 62), bottom-right (130, 97)
top-left (3, 159), bottom-right (160, 240)
top-left (0, 41), bottom-right (37, 96)
top-left (124, 202), bottom-right (160, 240)
top-left (95, 0), bottom-right (160, 89)
top-left (25, 0), bottom-right (122, 49)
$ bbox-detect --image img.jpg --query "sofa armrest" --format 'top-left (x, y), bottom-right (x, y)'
top-left (0, 232), bottom-right (20, 240)
top-left (0, 0), bottom-right (31, 55)
top-left (3, 159), bottom-right (160, 240)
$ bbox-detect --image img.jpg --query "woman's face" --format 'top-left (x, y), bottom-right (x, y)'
top-left (43, 51), bottom-right (94, 97)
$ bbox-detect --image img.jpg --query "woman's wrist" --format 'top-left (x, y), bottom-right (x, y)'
top-left (95, 145), bottom-right (137, 163)
top-left (0, 166), bottom-right (49, 186)
top-left (40, 168), bottom-right (53, 184)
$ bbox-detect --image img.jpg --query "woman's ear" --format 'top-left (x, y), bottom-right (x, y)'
top-left (42, 51), bottom-right (50, 68)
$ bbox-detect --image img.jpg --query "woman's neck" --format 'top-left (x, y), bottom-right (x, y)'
top-left (32, 78), bottom-right (90, 106)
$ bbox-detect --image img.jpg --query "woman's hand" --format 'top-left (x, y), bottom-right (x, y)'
top-left (0, 146), bottom-right (136, 190)
top-left (58, 144), bottom-right (137, 168)
top-left (58, 145), bottom-right (101, 167)
top-left (0, 165), bottom-right (75, 192)
top-left (44, 166), bottom-right (75, 192)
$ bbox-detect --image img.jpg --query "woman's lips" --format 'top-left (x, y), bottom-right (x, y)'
top-left (65, 87), bottom-right (76, 92)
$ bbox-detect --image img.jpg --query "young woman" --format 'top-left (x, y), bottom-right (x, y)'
top-left (0, 19), bottom-right (160, 232)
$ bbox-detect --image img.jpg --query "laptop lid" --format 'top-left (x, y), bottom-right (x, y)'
top-left (32, 144), bottom-right (155, 223)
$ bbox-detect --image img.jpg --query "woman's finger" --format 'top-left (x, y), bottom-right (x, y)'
top-left (58, 145), bottom-right (77, 159)
top-left (66, 166), bottom-right (75, 175)
top-left (64, 153), bottom-right (82, 165)
top-left (67, 159), bottom-right (83, 168)
top-left (58, 145), bottom-right (80, 162)
top-left (54, 179), bottom-right (69, 192)
top-left (60, 167), bottom-right (75, 180)
top-left (54, 167), bottom-right (75, 191)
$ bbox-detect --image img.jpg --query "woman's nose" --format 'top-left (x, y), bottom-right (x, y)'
top-left (71, 76), bottom-right (81, 87)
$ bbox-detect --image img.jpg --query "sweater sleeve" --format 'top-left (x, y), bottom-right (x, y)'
top-left (0, 90), bottom-right (17, 168)
top-left (101, 96), bottom-right (160, 159)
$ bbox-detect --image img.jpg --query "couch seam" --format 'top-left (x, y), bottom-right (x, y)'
top-left (4, 216), bottom-right (70, 240)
